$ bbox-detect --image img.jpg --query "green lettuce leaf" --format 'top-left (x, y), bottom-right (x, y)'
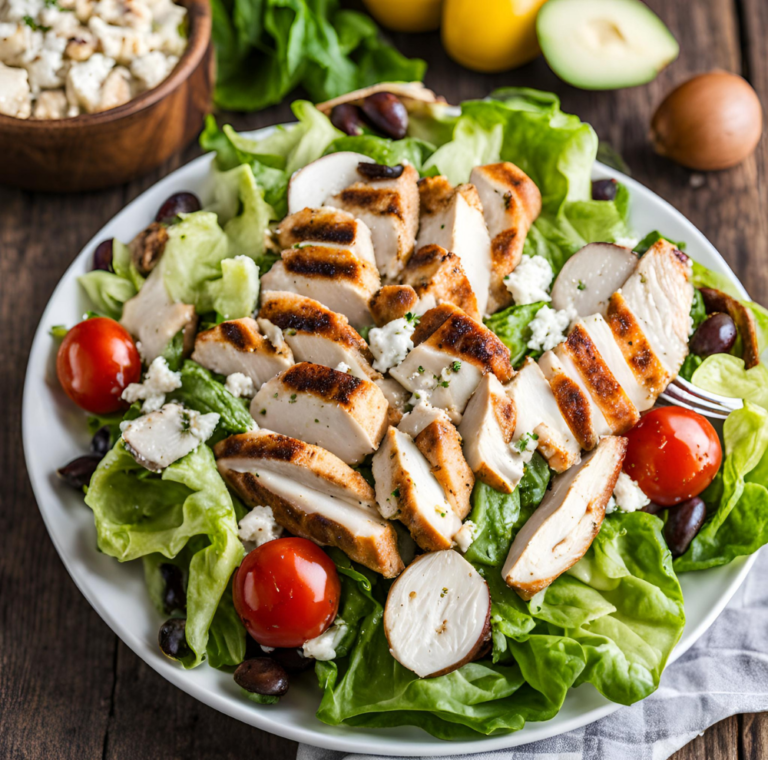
top-left (77, 271), bottom-right (137, 319)
top-left (692, 354), bottom-right (768, 410)
top-left (484, 302), bottom-right (546, 366)
top-left (324, 135), bottom-right (436, 172)
top-left (85, 442), bottom-right (244, 667)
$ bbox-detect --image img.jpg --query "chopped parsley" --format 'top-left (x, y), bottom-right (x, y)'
top-left (577, 280), bottom-right (586, 291)
top-left (417, 366), bottom-right (425, 373)
top-left (288, 393), bottom-right (297, 404)
top-left (451, 360), bottom-right (461, 373)
top-left (23, 15), bottom-right (50, 30)
top-left (503, 192), bottom-right (512, 210)
top-left (404, 311), bottom-right (420, 325)
top-left (259, 409), bottom-right (266, 415)
top-left (515, 431), bottom-right (539, 453)
top-left (391, 488), bottom-right (400, 500)
top-left (439, 380), bottom-right (450, 388)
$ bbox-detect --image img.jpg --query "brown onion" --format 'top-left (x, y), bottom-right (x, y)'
top-left (650, 71), bottom-right (763, 171)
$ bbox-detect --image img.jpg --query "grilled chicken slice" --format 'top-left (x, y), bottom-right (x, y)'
top-left (258, 291), bottom-right (378, 380)
top-left (216, 431), bottom-right (403, 577)
top-left (251, 362), bottom-right (388, 464)
top-left (458, 374), bottom-right (526, 494)
top-left (374, 377), bottom-right (410, 426)
top-left (329, 163), bottom-right (420, 280)
top-left (384, 551), bottom-right (491, 678)
top-left (369, 285), bottom-right (421, 326)
top-left (398, 404), bottom-right (474, 519)
top-left (400, 244), bottom-right (481, 323)
top-left (619, 239), bottom-right (693, 377)
top-left (390, 305), bottom-right (513, 421)
top-left (469, 162), bottom-right (542, 314)
top-left (506, 359), bottom-right (581, 473)
top-left (576, 313), bottom-right (655, 412)
top-left (415, 176), bottom-right (491, 316)
top-left (503, 436), bottom-right (627, 600)
top-left (559, 322), bottom-right (640, 435)
top-left (287, 152), bottom-right (374, 214)
top-left (276, 207), bottom-right (376, 267)
top-left (372, 427), bottom-right (462, 552)
top-left (260, 245), bottom-right (380, 329)
top-left (191, 317), bottom-right (294, 390)
top-left (120, 265), bottom-right (197, 363)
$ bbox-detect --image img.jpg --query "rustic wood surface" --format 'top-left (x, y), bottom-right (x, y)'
top-left (1, 0), bottom-right (766, 757)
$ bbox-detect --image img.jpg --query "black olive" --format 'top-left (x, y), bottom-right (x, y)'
top-left (357, 162), bottom-right (404, 180)
top-left (361, 92), bottom-right (408, 140)
top-left (89, 426), bottom-right (112, 457)
top-left (56, 455), bottom-right (101, 489)
top-left (234, 658), bottom-right (289, 697)
top-left (269, 647), bottom-right (314, 674)
top-left (92, 239), bottom-right (114, 272)
top-left (155, 192), bottom-right (202, 225)
top-left (689, 312), bottom-right (738, 357)
top-left (591, 179), bottom-right (618, 201)
top-left (159, 564), bottom-right (187, 614)
top-left (664, 496), bottom-right (707, 557)
top-left (330, 103), bottom-right (364, 136)
top-left (641, 501), bottom-right (667, 516)
top-left (158, 618), bottom-right (190, 660)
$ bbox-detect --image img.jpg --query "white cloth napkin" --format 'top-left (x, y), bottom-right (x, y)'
top-left (297, 549), bottom-right (768, 760)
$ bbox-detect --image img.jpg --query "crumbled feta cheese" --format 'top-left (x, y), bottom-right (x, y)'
top-left (121, 355), bottom-right (181, 412)
top-left (256, 317), bottom-right (284, 351)
top-left (32, 88), bottom-right (67, 118)
top-left (614, 236), bottom-right (640, 250)
top-left (65, 51), bottom-right (114, 112)
top-left (238, 505), bottom-right (283, 550)
top-left (23, 31), bottom-right (66, 92)
top-left (335, 362), bottom-right (351, 374)
top-left (527, 305), bottom-right (577, 353)
top-left (260, 645), bottom-right (275, 654)
top-left (368, 316), bottom-right (416, 373)
top-left (504, 255), bottom-right (554, 305)
top-left (121, 403), bottom-right (219, 471)
top-left (0, 60), bottom-right (30, 117)
top-left (605, 496), bottom-right (617, 515)
top-left (225, 372), bottom-right (255, 399)
top-left (88, 16), bottom-right (148, 64)
top-left (612, 471), bottom-right (650, 513)
top-left (129, 49), bottom-right (173, 89)
top-left (302, 618), bottom-right (348, 661)
top-left (453, 521), bottom-right (478, 553)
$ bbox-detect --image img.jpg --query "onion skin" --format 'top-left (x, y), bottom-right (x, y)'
top-left (650, 71), bottom-right (763, 171)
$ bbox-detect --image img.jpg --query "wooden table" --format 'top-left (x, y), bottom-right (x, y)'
top-left (2, 0), bottom-right (767, 757)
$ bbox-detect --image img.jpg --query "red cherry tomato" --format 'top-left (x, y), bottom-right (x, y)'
top-left (233, 537), bottom-right (341, 649)
top-left (56, 317), bottom-right (141, 414)
top-left (624, 407), bottom-right (722, 507)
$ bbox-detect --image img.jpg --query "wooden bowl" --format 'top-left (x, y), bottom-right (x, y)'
top-left (0, 0), bottom-right (213, 192)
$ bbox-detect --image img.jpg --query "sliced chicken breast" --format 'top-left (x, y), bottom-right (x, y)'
top-left (559, 322), bottom-right (640, 435)
top-left (369, 284), bottom-right (421, 326)
top-left (121, 265), bottom-right (197, 363)
top-left (191, 317), bottom-right (294, 390)
top-left (399, 405), bottom-right (474, 519)
top-left (216, 436), bottom-right (403, 578)
top-left (251, 362), bottom-right (388, 464)
top-left (618, 239), bottom-right (693, 377)
top-left (258, 291), bottom-right (378, 380)
top-left (577, 313), bottom-right (655, 412)
top-left (276, 206), bottom-right (376, 267)
top-left (458, 374), bottom-right (526, 494)
top-left (260, 245), bottom-right (380, 329)
top-left (505, 359), bottom-right (581, 473)
top-left (400, 244), bottom-right (481, 323)
top-left (469, 162), bottom-right (542, 314)
top-left (329, 163), bottom-right (420, 280)
top-left (372, 427), bottom-right (462, 552)
top-left (538, 348), bottom-right (611, 451)
top-left (374, 377), bottom-right (410, 426)
top-left (415, 176), bottom-right (491, 316)
top-left (384, 551), bottom-right (491, 678)
top-left (287, 152), bottom-right (374, 214)
top-left (502, 436), bottom-right (627, 600)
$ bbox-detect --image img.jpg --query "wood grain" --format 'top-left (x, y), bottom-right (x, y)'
top-left (1, 0), bottom-right (766, 757)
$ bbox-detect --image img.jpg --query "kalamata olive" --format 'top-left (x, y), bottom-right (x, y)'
top-left (89, 425), bottom-right (112, 457)
top-left (155, 192), bottom-right (201, 224)
top-left (159, 564), bottom-right (186, 614)
top-left (591, 179), bottom-right (618, 201)
top-left (330, 103), bottom-right (364, 136)
top-left (357, 162), bottom-right (404, 180)
top-left (690, 312), bottom-right (738, 357)
top-left (664, 496), bottom-right (707, 557)
top-left (234, 658), bottom-right (289, 697)
top-left (361, 92), bottom-right (408, 140)
top-left (56, 454), bottom-right (101, 489)
top-left (158, 618), bottom-right (190, 660)
top-left (269, 647), bottom-right (314, 674)
top-left (642, 501), bottom-right (667, 516)
top-left (92, 239), bottom-right (114, 272)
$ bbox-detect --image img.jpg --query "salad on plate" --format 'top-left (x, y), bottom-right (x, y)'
top-left (50, 83), bottom-right (768, 740)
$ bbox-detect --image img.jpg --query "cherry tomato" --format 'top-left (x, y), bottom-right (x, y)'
top-left (56, 317), bottom-right (141, 414)
top-left (233, 537), bottom-right (340, 649)
top-left (624, 407), bottom-right (722, 507)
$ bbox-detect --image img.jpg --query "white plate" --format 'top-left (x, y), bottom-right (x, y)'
top-left (23, 127), bottom-right (756, 756)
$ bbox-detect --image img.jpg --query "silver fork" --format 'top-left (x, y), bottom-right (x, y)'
top-left (659, 377), bottom-right (743, 420)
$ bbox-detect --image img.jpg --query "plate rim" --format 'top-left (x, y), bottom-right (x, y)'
top-left (22, 128), bottom-right (757, 756)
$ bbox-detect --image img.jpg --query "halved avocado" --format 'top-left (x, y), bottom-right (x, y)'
top-left (537, 0), bottom-right (679, 90)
